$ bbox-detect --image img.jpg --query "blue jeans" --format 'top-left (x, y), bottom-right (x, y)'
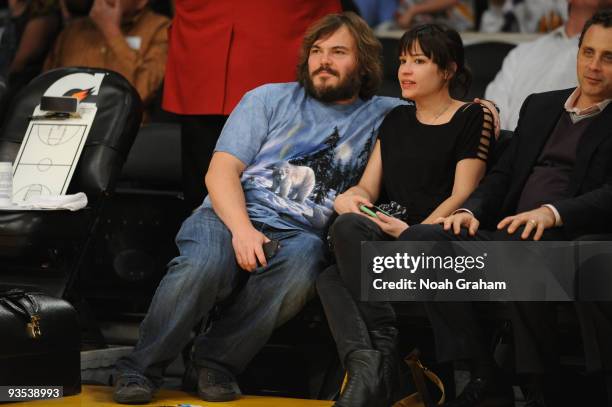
top-left (115, 207), bottom-right (328, 386)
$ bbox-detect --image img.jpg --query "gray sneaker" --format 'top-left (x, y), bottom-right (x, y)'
top-left (113, 374), bottom-right (154, 404)
top-left (197, 367), bottom-right (240, 402)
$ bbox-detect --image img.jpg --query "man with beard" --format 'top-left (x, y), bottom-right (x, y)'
top-left (163, 1), bottom-right (341, 210)
top-left (113, 12), bottom-right (407, 404)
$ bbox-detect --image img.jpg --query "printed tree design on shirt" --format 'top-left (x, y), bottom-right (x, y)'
top-left (289, 127), bottom-right (375, 204)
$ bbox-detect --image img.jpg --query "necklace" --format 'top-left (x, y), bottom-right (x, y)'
top-left (418, 99), bottom-right (453, 124)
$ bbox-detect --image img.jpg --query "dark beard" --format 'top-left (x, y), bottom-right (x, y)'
top-left (304, 68), bottom-right (362, 103)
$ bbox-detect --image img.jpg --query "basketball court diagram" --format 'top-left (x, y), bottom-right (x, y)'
top-left (13, 122), bottom-right (90, 201)
top-left (11, 72), bottom-right (104, 203)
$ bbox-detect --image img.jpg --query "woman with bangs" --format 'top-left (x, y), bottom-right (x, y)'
top-left (316, 23), bottom-right (495, 407)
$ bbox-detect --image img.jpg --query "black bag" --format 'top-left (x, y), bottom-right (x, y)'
top-left (0, 289), bottom-right (81, 395)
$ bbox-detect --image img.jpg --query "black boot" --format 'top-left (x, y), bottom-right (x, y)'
top-left (335, 349), bottom-right (386, 407)
top-left (370, 327), bottom-right (400, 405)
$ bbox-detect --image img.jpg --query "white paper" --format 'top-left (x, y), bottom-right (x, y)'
top-left (12, 104), bottom-right (97, 202)
top-left (10, 72), bottom-right (106, 203)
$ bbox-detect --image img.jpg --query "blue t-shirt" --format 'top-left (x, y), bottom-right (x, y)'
top-left (203, 82), bottom-right (406, 234)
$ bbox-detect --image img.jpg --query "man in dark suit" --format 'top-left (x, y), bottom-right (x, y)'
top-left (398, 9), bottom-right (612, 407)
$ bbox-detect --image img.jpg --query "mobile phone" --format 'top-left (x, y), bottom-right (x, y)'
top-left (359, 205), bottom-right (391, 218)
top-left (263, 240), bottom-right (280, 260)
top-left (360, 205), bottom-right (377, 217)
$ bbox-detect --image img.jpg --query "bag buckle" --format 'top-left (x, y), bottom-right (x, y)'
top-left (27, 315), bottom-right (42, 339)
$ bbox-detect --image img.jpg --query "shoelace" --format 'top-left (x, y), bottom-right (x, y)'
top-left (118, 376), bottom-right (149, 389)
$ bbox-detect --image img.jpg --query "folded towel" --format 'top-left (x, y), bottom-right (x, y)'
top-left (16, 192), bottom-right (88, 211)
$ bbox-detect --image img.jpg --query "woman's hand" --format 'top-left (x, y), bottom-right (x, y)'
top-left (369, 212), bottom-right (409, 238)
top-left (435, 211), bottom-right (480, 236)
top-left (333, 193), bottom-right (372, 215)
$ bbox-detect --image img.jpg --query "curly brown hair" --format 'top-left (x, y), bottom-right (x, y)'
top-left (296, 12), bottom-right (383, 100)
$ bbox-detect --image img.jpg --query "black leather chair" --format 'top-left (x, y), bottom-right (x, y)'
top-left (463, 41), bottom-right (516, 100)
top-left (378, 37), bottom-right (402, 99)
top-left (0, 67), bottom-right (142, 297)
top-left (0, 75), bottom-right (7, 124)
top-left (76, 122), bottom-right (188, 314)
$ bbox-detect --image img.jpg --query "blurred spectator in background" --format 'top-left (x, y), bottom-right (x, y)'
top-left (161, 1), bottom-right (342, 211)
top-left (480, 0), bottom-right (567, 33)
top-left (485, 0), bottom-right (611, 130)
top-left (352, 0), bottom-right (397, 27)
top-left (0, 0), bottom-right (60, 100)
top-left (44, 0), bottom-right (170, 120)
top-left (396, 0), bottom-right (476, 31)
top-left (57, 0), bottom-right (94, 24)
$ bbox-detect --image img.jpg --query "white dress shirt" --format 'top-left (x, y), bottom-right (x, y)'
top-left (485, 26), bottom-right (578, 131)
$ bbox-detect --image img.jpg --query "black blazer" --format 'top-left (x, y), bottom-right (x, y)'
top-left (464, 88), bottom-right (612, 239)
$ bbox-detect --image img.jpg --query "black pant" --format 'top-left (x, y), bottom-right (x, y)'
top-left (575, 301), bottom-right (612, 373)
top-left (399, 223), bottom-right (569, 374)
top-left (180, 115), bottom-right (228, 210)
top-left (317, 213), bottom-right (397, 365)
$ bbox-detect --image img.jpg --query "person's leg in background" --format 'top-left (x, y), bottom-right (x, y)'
top-left (575, 302), bottom-right (612, 407)
top-left (507, 302), bottom-right (563, 406)
top-left (114, 207), bottom-right (241, 404)
top-left (402, 223), bottom-right (571, 407)
top-left (495, 227), bottom-right (568, 407)
top-left (180, 115), bottom-right (228, 210)
top-left (400, 224), bottom-right (514, 407)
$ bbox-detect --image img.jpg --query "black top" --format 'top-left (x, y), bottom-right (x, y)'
top-left (378, 102), bottom-right (492, 225)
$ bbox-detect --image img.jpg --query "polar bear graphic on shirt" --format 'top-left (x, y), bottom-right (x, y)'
top-left (268, 162), bottom-right (315, 204)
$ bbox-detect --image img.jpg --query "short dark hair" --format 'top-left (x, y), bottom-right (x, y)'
top-left (398, 23), bottom-right (472, 98)
top-left (296, 12), bottom-right (383, 100)
top-left (579, 9), bottom-right (612, 48)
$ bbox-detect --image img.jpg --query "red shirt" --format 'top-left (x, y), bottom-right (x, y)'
top-left (162, 0), bottom-right (341, 115)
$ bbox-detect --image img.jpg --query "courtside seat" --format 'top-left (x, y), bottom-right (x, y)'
top-left (0, 67), bottom-right (142, 296)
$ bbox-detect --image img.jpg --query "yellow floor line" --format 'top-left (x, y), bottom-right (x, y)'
top-left (4, 385), bottom-right (335, 407)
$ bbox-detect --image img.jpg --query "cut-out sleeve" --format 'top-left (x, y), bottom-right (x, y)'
top-left (455, 103), bottom-right (493, 163)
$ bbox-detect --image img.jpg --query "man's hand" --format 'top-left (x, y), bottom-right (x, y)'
top-left (474, 98), bottom-right (501, 139)
top-left (369, 212), bottom-right (409, 238)
top-left (497, 207), bottom-right (556, 241)
top-left (435, 211), bottom-right (480, 236)
top-left (90, 0), bottom-right (122, 39)
top-left (397, 7), bottom-right (415, 29)
top-left (231, 226), bottom-right (270, 272)
top-left (334, 193), bottom-right (372, 215)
